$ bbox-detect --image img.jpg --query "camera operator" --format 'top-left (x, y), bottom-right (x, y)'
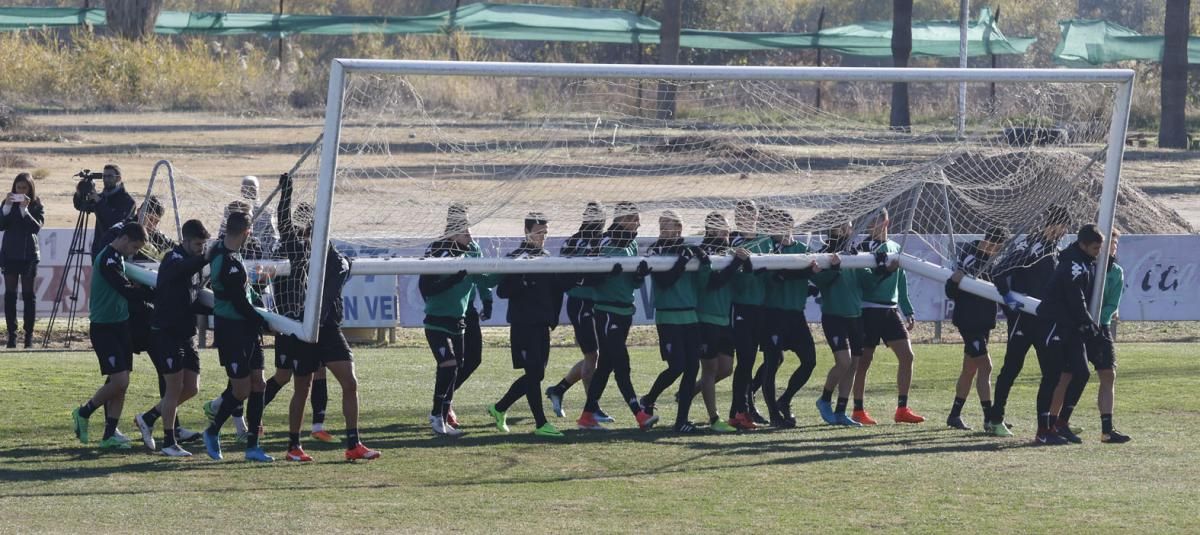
top-left (74, 164), bottom-right (135, 259)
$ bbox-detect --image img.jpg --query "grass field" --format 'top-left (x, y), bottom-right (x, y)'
top-left (1, 343), bottom-right (1198, 533)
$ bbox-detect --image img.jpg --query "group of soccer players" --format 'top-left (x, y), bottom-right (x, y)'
top-left (419, 200), bottom-right (1129, 445)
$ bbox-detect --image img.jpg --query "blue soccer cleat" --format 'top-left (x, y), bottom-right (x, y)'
top-left (203, 429), bottom-right (223, 460)
top-left (835, 413), bottom-right (863, 427)
top-left (816, 399), bottom-right (837, 425)
top-left (244, 446), bottom-right (274, 463)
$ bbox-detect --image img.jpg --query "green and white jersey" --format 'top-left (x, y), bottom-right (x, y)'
top-left (763, 240), bottom-right (813, 312)
top-left (592, 234), bottom-right (642, 316)
top-left (730, 232), bottom-right (772, 306)
top-left (857, 238), bottom-right (914, 317)
top-left (90, 245), bottom-right (130, 323)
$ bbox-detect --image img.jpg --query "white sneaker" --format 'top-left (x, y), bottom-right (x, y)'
top-left (175, 427), bottom-right (202, 443)
top-left (134, 413), bottom-right (156, 451)
top-left (161, 444), bottom-right (192, 457)
top-left (112, 428), bottom-right (132, 443)
top-left (431, 416), bottom-right (463, 437)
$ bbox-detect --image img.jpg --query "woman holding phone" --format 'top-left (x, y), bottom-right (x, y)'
top-left (0, 173), bottom-right (45, 348)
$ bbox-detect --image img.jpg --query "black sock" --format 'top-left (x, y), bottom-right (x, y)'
top-left (311, 379), bottom-right (328, 425)
top-left (78, 400), bottom-right (97, 419)
top-left (263, 377), bottom-right (284, 407)
top-left (432, 366), bottom-right (457, 418)
top-left (853, 398), bottom-right (864, 411)
top-left (163, 427), bottom-right (177, 447)
top-left (820, 389), bottom-right (833, 403)
top-left (898, 395), bottom-right (908, 408)
top-left (553, 379), bottom-right (571, 394)
top-left (173, 416), bottom-right (185, 432)
top-left (207, 391), bottom-right (240, 434)
top-left (103, 417), bottom-right (119, 440)
top-left (245, 390), bottom-right (265, 449)
top-left (526, 378), bottom-right (547, 428)
top-left (346, 428), bottom-right (360, 449)
top-left (1101, 414), bottom-right (1113, 434)
top-left (232, 401), bottom-right (244, 418)
top-left (496, 376), bottom-right (526, 413)
top-left (1059, 405), bottom-right (1075, 426)
top-left (142, 406), bottom-right (161, 427)
top-left (981, 400), bottom-right (993, 422)
top-left (288, 432), bottom-right (301, 449)
top-left (949, 397), bottom-right (966, 419)
top-left (835, 397), bottom-right (848, 414)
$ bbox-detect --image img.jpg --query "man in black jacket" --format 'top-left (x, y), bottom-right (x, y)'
top-left (74, 164), bottom-right (135, 259)
top-left (988, 205), bottom-right (1070, 431)
top-left (943, 227), bottom-right (1008, 434)
top-left (486, 213), bottom-right (570, 438)
top-left (1036, 224), bottom-right (1105, 445)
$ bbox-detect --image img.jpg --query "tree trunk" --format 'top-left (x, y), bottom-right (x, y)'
top-left (1159, 0), bottom-right (1190, 149)
top-left (890, 0), bottom-right (913, 131)
top-left (105, 0), bottom-right (164, 41)
top-left (657, 0), bottom-right (681, 120)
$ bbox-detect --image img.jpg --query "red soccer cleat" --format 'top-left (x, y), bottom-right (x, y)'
top-left (345, 443), bottom-right (381, 461)
top-left (286, 446), bottom-right (314, 462)
top-left (894, 406), bottom-right (926, 424)
top-left (577, 411), bottom-right (607, 430)
top-left (729, 412), bottom-right (759, 431)
top-left (852, 409), bottom-right (878, 426)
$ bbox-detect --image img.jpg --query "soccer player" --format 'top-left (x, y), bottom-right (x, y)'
top-left (758, 208), bottom-right (820, 428)
top-left (201, 211), bottom-right (275, 462)
top-left (690, 212), bottom-right (747, 433)
top-left (134, 220), bottom-right (214, 456)
top-left (1036, 224), bottom-right (1105, 445)
top-left (419, 209), bottom-right (479, 437)
top-left (576, 201), bottom-right (657, 431)
top-left (639, 211), bottom-right (705, 433)
top-left (487, 212), bottom-right (568, 438)
top-left (454, 202), bottom-right (496, 428)
top-left (989, 205), bottom-right (1071, 432)
top-left (852, 208), bottom-right (924, 425)
top-left (546, 202), bottom-right (610, 421)
top-left (71, 223), bottom-right (151, 450)
top-left (727, 199), bottom-right (772, 430)
top-left (811, 221), bottom-right (890, 426)
top-left (1095, 229), bottom-right (1130, 443)
top-left (942, 226), bottom-right (1009, 433)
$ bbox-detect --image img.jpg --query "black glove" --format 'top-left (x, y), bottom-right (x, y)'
top-left (874, 251), bottom-right (889, 269)
top-left (480, 300), bottom-right (493, 321)
top-left (688, 245), bottom-right (710, 265)
top-left (610, 262), bottom-right (624, 275)
top-left (1078, 322), bottom-right (1102, 340)
top-left (254, 312), bottom-right (272, 334)
top-left (808, 284), bottom-right (820, 297)
top-left (450, 269), bottom-right (468, 283)
top-left (279, 172), bottom-right (292, 187)
top-left (635, 260), bottom-right (652, 278)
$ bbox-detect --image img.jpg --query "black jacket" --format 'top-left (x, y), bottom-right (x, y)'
top-left (0, 200), bottom-right (44, 263)
top-left (993, 234), bottom-right (1059, 300)
top-left (152, 245), bottom-right (208, 337)
top-left (496, 243), bottom-right (570, 327)
top-left (319, 245), bottom-right (351, 327)
top-left (75, 183), bottom-right (135, 258)
top-left (96, 217), bottom-right (176, 263)
top-left (1037, 242), bottom-right (1097, 329)
top-left (944, 240), bottom-right (999, 332)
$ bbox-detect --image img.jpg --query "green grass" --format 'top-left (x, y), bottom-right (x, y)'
top-left (1, 343), bottom-right (1199, 533)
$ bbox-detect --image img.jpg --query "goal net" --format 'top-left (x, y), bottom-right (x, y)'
top-left (146, 61), bottom-right (1140, 341)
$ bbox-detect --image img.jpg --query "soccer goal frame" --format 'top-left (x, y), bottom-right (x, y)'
top-left (296, 59), bottom-right (1135, 343)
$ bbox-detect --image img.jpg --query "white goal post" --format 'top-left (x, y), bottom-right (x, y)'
top-left (289, 60), bottom-right (1135, 344)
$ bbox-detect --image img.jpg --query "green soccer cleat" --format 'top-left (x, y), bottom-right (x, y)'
top-left (534, 423), bottom-right (564, 438)
top-left (487, 404), bottom-right (509, 433)
top-left (988, 421), bottom-right (1015, 437)
top-left (202, 400), bottom-right (216, 423)
top-left (98, 436), bottom-right (132, 450)
top-left (709, 420), bottom-right (737, 434)
top-left (72, 407), bottom-right (89, 444)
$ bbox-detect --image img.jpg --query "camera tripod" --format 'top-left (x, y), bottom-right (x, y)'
top-left (42, 209), bottom-right (91, 348)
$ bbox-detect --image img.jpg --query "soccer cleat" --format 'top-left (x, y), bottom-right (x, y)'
top-left (852, 409), bottom-right (878, 426)
top-left (487, 404), bottom-right (510, 433)
top-left (635, 409), bottom-right (659, 430)
top-left (593, 408), bottom-right (615, 424)
top-left (345, 443), bottom-right (382, 460)
top-left (988, 421), bottom-right (1015, 437)
top-left (203, 429), bottom-right (223, 460)
top-left (431, 416), bottom-right (464, 437)
top-left (160, 444), bottom-right (192, 457)
top-left (834, 413), bottom-right (863, 427)
top-left (446, 408), bottom-right (460, 429)
top-left (894, 407), bottom-right (926, 424)
top-left (1054, 424), bottom-right (1083, 444)
top-left (1101, 430), bottom-right (1131, 444)
top-left (98, 436), bottom-right (132, 450)
top-left (709, 419), bottom-right (737, 433)
top-left (816, 399), bottom-right (837, 425)
top-left (244, 446), bottom-right (275, 462)
top-left (638, 398), bottom-right (655, 416)
top-left (1067, 424), bottom-right (1084, 434)
top-left (71, 407), bottom-right (89, 444)
top-left (135, 413), bottom-right (156, 451)
top-left (728, 412), bottom-right (758, 431)
top-left (286, 447), bottom-right (314, 462)
top-left (769, 413), bottom-right (796, 429)
top-left (546, 387), bottom-right (566, 418)
top-left (1034, 432), bottom-right (1069, 446)
top-left (576, 412), bottom-right (608, 431)
top-left (310, 430), bottom-right (336, 443)
top-left (202, 400), bottom-right (216, 423)
top-left (748, 404), bottom-right (769, 426)
top-left (674, 421), bottom-right (703, 434)
top-left (946, 416), bottom-right (972, 431)
top-left (111, 429), bottom-right (132, 443)
top-left (534, 423), bottom-right (565, 438)
top-left (176, 427), bottom-right (202, 444)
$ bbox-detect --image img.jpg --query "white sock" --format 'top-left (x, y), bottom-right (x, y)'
top-left (311, 423), bottom-right (324, 433)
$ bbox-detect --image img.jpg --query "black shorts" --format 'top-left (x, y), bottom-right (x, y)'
top-left (656, 323), bottom-right (701, 368)
top-left (1043, 324), bottom-right (1090, 377)
top-left (276, 325), bottom-right (353, 375)
top-left (90, 322), bottom-right (133, 376)
top-left (862, 307), bottom-right (908, 348)
top-left (150, 330), bottom-right (200, 374)
top-left (764, 309), bottom-right (815, 354)
top-left (425, 328), bottom-right (465, 365)
top-left (214, 317), bottom-right (265, 379)
top-left (960, 330), bottom-right (990, 358)
top-left (510, 323), bottom-right (551, 370)
top-left (821, 314), bottom-right (865, 356)
top-left (1, 259), bottom-right (37, 278)
top-left (699, 322), bottom-right (735, 359)
top-left (566, 296), bottom-right (599, 355)
top-left (1088, 325), bottom-right (1117, 371)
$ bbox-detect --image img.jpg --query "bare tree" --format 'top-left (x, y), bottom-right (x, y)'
top-left (890, 0), bottom-right (913, 131)
top-left (105, 0), bottom-right (165, 41)
top-left (657, 0), bottom-right (681, 119)
top-left (1159, 0), bottom-right (1190, 149)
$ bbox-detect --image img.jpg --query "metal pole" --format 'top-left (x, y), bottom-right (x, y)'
top-left (989, 6), bottom-right (1001, 111)
top-left (815, 6), bottom-right (826, 110)
top-left (277, 0), bottom-right (285, 68)
top-left (957, 0), bottom-right (969, 138)
top-left (1089, 79), bottom-right (1135, 321)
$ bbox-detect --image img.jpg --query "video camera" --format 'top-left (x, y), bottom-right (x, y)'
top-left (74, 169), bottom-right (103, 197)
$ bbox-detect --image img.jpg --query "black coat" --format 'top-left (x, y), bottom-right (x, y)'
top-left (75, 183), bottom-right (135, 257)
top-left (0, 201), bottom-right (44, 263)
top-left (993, 234), bottom-right (1059, 300)
top-left (1037, 242), bottom-right (1098, 329)
top-left (943, 240), bottom-right (999, 333)
top-left (496, 243), bottom-right (570, 327)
